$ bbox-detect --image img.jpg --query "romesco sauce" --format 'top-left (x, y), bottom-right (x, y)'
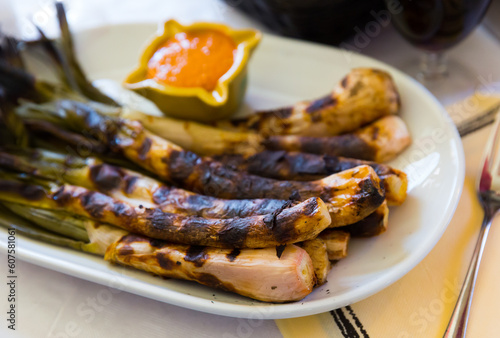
top-left (146, 30), bottom-right (236, 91)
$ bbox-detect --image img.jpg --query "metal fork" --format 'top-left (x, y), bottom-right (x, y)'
top-left (444, 108), bottom-right (500, 337)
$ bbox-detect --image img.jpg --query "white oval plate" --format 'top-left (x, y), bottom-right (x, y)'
top-left (0, 24), bottom-right (464, 319)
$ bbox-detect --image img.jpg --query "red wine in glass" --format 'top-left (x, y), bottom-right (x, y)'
top-left (386, 0), bottom-right (492, 101)
top-left (391, 0), bottom-right (491, 51)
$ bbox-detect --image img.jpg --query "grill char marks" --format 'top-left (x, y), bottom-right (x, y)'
top-left (137, 137), bottom-right (152, 161)
top-left (117, 244), bottom-right (134, 256)
top-left (86, 158), bottom-right (304, 220)
top-left (341, 76), bottom-right (348, 88)
top-left (209, 68), bottom-right (400, 137)
top-left (105, 237), bottom-right (315, 302)
top-left (196, 273), bottom-right (237, 293)
top-left (151, 186), bottom-right (172, 204)
top-left (97, 115), bottom-right (387, 213)
top-left (157, 253), bottom-right (176, 270)
top-left (339, 202), bottom-right (388, 237)
top-left (323, 155), bottom-right (397, 178)
top-left (306, 96), bottom-right (337, 115)
top-left (0, 180), bottom-right (46, 201)
top-left (269, 107), bottom-right (293, 119)
top-left (225, 107), bottom-right (293, 133)
top-left (115, 234), bottom-right (141, 256)
top-left (305, 96), bottom-right (338, 123)
top-left (370, 126), bottom-right (380, 141)
top-left (264, 200), bottom-right (298, 243)
top-left (0, 164), bottom-right (380, 243)
top-left (215, 151), bottom-right (395, 180)
top-left (353, 178), bottom-right (385, 216)
top-left (163, 190), bottom-right (293, 218)
top-left (264, 134), bottom-right (377, 161)
top-left (141, 208), bottom-right (178, 232)
top-left (123, 133), bottom-right (384, 225)
top-left (249, 107), bottom-right (293, 131)
top-left (59, 100), bottom-right (115, 140)
top-left (123, 176), bottom-right (138, 195)
top-left (124, 197), bottom-right (328, 248)
top-left (160, 152), bottom-right (318, 201)
top-left (254, 107), bottom-right (294, 120)
top-left (148, 238), bottom-right (167, 249)
top-left (54, 186), bottom-right (138, 220)
top-left (88, 163), bottom-right (140, 197)
top-left (212, 151), bottom-right (406, 205)
top-left (0, 152), bottom-right (39, 175)
top-left (89, 164), bottom-right (123, 192)
top-left (25, 120), bottom-right (108, 155)
top-left (52, 99), bottom-right (387, 228)
top-left (276, 245), bottom-right (286, 259)
top-left (161, 150), bottom-right (199, 182)
top-left (79, 191), bottom-right (109, 218)
top-left (184, 246), bottom-right (208, 267)
top-left (226, 248), bottom-right (241, 262)
top-left (53, 186), bottom-right (72, 206)
top-left (21, 182), bottom-right (328, 248)
top-left (217, 217), bottom-right (252, 248)
top-left (167, 158), bottom-right (285, 200)
top-left (111, 201), bottom-right (135, 218)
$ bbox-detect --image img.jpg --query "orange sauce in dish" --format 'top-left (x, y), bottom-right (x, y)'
top-left (146, 30), bottom-right (236, 91)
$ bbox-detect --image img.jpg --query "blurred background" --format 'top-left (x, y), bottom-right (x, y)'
top-left (485, 0), bottom-right (500, 39)
top-left (1, 0), bottom-right (499, 44)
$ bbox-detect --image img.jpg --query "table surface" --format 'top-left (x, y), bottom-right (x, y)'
top-left (1, 0), bottom-right (500, 337)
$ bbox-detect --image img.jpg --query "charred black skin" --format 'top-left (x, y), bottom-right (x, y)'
top-left (184, 246), bottom-right (209, 267)
top-left (162, 149), bottom-right (308, 200)
top-left (0, 148), bottom-right (302, 220)
top-left (0, 180), bottom-right (46, 201)
top-left (0, 151), bottom-right (40, 176)
top-left (25, 120), bottom-right (108, 155)
top-left (264, 135), bottom-right (377, 161)
top-left (87, 162), bottom-right (295, 219)
top-left (213, 151), bottom-right (398, 181)
top-left (111, 235), bottom-right (240, 293)
top-left (1, 180), bottom-right (324, 248)
top-left (337, 207), bottom-right (386, 237)
top-left (162, 150), bottom-right (385, 214)
top-left (46, 100), bottom-right (385, 217)
top-left (211, 93), bottom-right (338, 134)
top-left (226, 248), bottom-right (241, 262)
top-left (216, 107), bottom-right (294, 133)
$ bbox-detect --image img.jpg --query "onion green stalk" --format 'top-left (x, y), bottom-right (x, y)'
top-left (0, 97), bottom-right (28, 147)
top-left (0, 202), bottom-right (318, 303)
top-left (0, 33), bottom-right (25, 69)
top-left (52, 2), bottom-right (119, 106)
top-left (0, 4), bottom-right (117, 107)
top-left (0, 63), bottom-right (59, 104)
top-left (0, 203), bottom-right (125, 255)
top-left (0, 148), bottom-right (297, 219)
top-left (0, 170), bottom-right (332, 248)
top-left (3, 202), bottom-right (89, 242)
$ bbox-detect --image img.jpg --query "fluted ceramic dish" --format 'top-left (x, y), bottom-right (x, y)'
top-left (124, 20), bottom-right (261, 122)
top-left (0, 23), bottom-right (464, 319)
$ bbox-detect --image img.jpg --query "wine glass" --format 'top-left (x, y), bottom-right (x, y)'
top-left (386, 0), bottom-right (492, 103)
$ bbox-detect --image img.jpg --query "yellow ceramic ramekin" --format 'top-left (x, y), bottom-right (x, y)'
top-left (124, 20), bottom-right (261, 122)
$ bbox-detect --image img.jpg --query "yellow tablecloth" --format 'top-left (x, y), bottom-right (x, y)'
top-left (276, 100), bottom-right (500, 338)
